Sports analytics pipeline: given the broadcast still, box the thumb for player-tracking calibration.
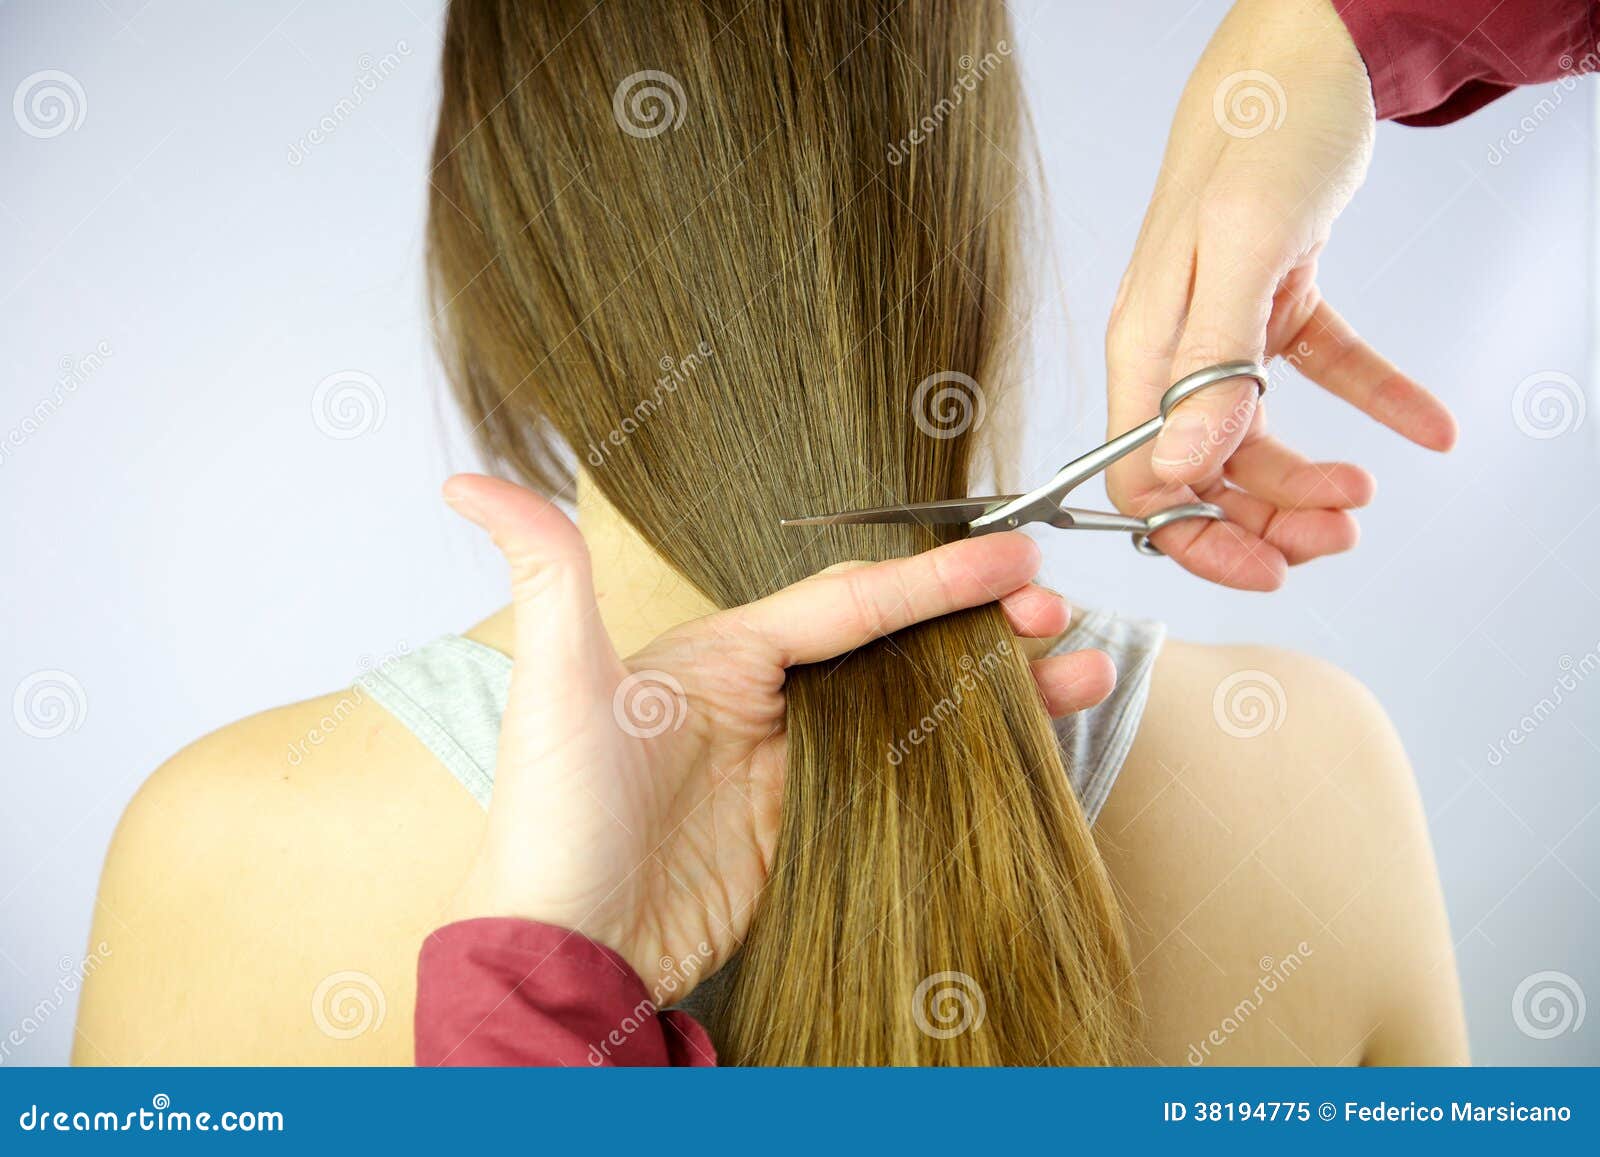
[1152,226,1282,483]
[442,473,617,701]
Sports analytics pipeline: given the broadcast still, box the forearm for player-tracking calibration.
[415,918,717,1067]
[1334,0,1600,123]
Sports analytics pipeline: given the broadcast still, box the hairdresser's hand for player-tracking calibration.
[440,474,1114,998]
[1107,0,1457,590]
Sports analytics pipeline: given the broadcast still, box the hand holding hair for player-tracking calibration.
[439,473,1116,1000]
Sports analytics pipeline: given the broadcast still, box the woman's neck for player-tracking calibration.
[464,472,717,660]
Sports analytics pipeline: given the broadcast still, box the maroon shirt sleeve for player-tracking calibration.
[1335,0,1600,123]
[414,918,717,1067]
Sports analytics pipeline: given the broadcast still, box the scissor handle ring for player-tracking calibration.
[1158,359,1268,420]
[1132,502,1227,556]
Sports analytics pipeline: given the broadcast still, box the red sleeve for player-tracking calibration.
[1334,0,1600,124]
[414,918,717,1067]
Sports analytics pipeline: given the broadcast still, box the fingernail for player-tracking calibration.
[443,489,482,523]
[1151,415,1210,468]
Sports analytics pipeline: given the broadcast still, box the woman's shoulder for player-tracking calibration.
[75,688,483,1064]
[1101,636,1468,1064]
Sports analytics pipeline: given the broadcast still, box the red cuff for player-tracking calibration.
[414,918,717,1067]
[1334,0,1600,124]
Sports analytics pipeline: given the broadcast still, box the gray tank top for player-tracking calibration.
[363,608,1162,1022]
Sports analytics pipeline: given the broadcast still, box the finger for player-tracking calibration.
[1205,483,1361,566]
[1030,649,1116,717]
[1144,511,1287,591]
[442,474,617,696]
[999,583,1070,639]
[1289,300,1458,451]
[1153,211,1290,481]
[1223,436,1375,510]
[729,531,1043,666]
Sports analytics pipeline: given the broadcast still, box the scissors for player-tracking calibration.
[781,360,1267,556]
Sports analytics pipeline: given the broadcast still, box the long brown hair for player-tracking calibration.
[428,0,1137,1064]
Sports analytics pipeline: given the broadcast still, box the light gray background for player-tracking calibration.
[2,1,1596,1065]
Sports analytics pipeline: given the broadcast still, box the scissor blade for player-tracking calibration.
[780,494,1021,529]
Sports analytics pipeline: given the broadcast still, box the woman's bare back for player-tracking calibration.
[72,621,1466,1066]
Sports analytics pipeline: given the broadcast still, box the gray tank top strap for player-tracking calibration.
[362,609,1164,825]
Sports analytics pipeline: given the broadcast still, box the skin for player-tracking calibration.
[1104,0,1460,591]
[73,473,1467,1066]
